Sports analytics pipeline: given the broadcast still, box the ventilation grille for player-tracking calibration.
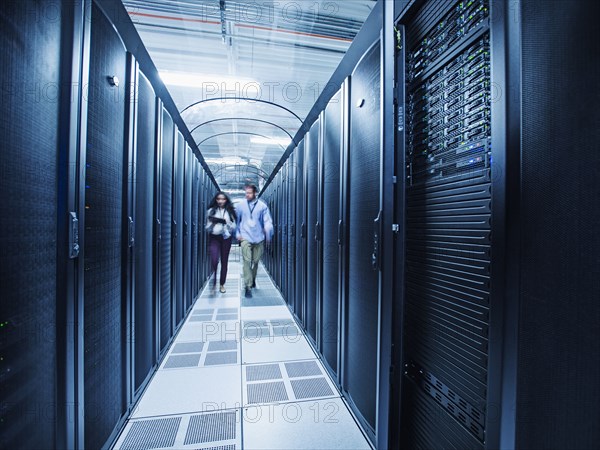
[172,342,204,354]
[190,315,213,323]
[163,354,201,369]
[246,364,283,382]
[247,381,289,404]
[121,417,181,450]
[290,378,335,399]
[208,341,237,352]
[242,297,284,307]
[285,361,322,378]
[216,313,238,321]
[204,352,238,366]
[183,411,236,445]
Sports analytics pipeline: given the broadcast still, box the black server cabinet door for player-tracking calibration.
[322,92,343,375]
[0,2,62,447]
[183,145,192,312]
[281,167,288,298]
[192,160,199,298]
[401,1,492,447]
[173,132,184,326]
[306,122,320,342]
[344,42,381,432]
[287,155,297,308]
[159,109,174,353]
[133,72,156,392]
[294,141,306,321]
[84,4,128,448]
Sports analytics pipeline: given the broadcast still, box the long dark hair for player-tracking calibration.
[208,191,237,221]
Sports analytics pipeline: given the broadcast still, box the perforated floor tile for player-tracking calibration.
[284,360,322,378]
[113,410,242,450]
[172,342,204,354]
[246,381,289,404]
[183,411,236,445]
[245,364,283,382]
[163,354,201,369]
[204,351,238,366]
[290,378,335,399]
[118,416,181,450]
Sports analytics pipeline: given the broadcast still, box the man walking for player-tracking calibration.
[235,184,273,298]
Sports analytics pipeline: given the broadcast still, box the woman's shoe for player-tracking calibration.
[219,285,226,293]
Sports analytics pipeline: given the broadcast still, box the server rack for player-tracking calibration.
[397,0,498,447]
[342,40,382,440]
[159,108,174,354]
[183,144,193,312]
[294,140,306,323]
[321,90,344,378]
[287,154,297,312]
[83,4,128,447]
[132,69,157,395]
[305,123,320,343]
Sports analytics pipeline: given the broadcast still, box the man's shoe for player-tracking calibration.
[220,285,226,294]
[245,288,252,298]
[251,280,256,289]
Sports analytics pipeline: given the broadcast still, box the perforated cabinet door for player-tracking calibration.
[133,71,157,392]
[294,140,306,323]
[0,2,62,448]
[305,122,320,343]
[344,41,381,432]
[159,109,174,353]
[183,145,193,312]
[321,91,343,375]
[83,4,128,448]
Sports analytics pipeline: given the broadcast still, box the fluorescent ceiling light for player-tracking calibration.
[204,157,248,165]
[159,71,256,88]
[250,136,291,146]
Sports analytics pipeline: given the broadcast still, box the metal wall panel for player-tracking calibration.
[83,4,127,447]
[306,123,320,342]
[159,109,174,352]
[0,2,62,447]
[321,91,343,375]
[133,71,156,392]
[345,41,381,432]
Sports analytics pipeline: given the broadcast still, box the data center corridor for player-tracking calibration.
[112,248,371,450]
[2,1,599,449]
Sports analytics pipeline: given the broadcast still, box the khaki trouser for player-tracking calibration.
[240,240,264,289]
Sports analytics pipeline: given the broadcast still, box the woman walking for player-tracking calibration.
[206,192,237,294]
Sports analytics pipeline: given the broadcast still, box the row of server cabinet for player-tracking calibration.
[0,2,219,449]
[261,0,599,449]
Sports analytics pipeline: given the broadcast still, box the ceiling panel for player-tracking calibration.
[123,0,375,193]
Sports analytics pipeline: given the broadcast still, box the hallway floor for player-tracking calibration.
[112,247,372,449]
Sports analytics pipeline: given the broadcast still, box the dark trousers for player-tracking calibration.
[208,234,232,286]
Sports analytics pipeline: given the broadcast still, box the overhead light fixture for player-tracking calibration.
[204,157,248,165]
[249,136,291,146]
[159,71,256,89]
